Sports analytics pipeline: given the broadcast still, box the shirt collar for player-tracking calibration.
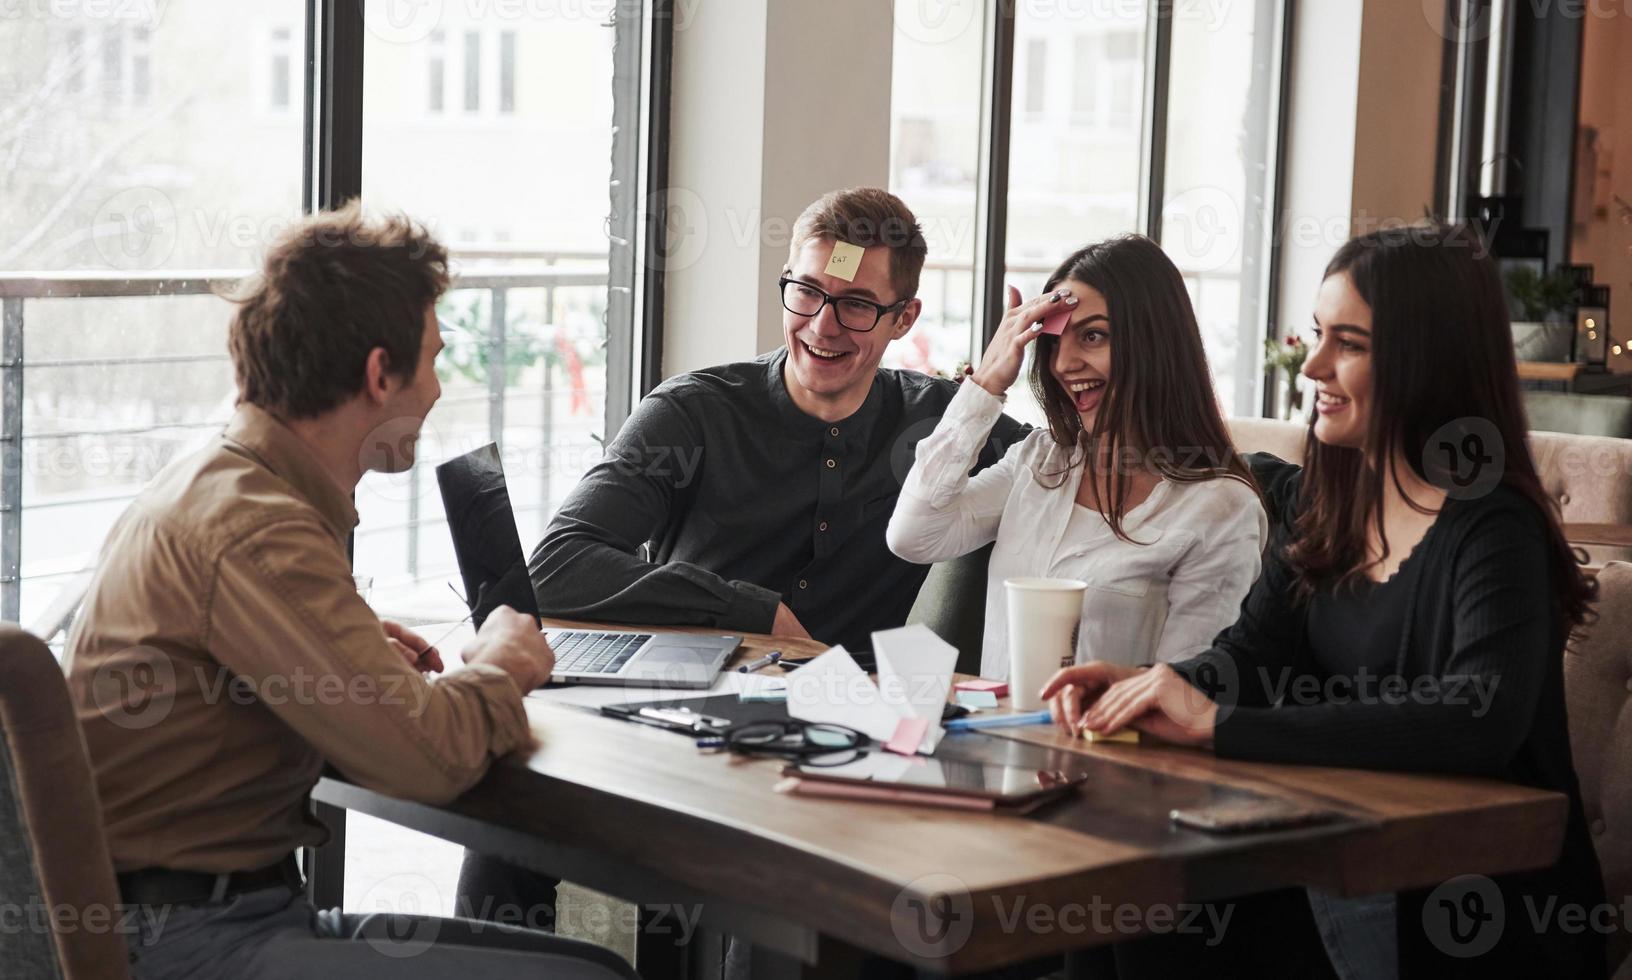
[764,346,886,443]
[223,403,359,541]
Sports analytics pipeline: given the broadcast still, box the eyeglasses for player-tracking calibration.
[778,276,907,333]
[700,720,871,766]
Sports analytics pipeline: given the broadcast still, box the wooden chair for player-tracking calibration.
[0,625,131,979]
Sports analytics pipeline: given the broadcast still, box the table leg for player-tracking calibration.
[306,800,348,910]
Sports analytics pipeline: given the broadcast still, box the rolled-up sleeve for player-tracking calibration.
[207,518,531,805]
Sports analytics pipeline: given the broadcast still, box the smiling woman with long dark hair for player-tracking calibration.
[1043,223,1606,978]
[887,235,1265,679]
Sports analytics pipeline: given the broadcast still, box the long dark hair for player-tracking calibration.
[1285,223,1593,635]
[1026,235,1257,541]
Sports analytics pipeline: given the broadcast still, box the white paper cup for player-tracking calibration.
[1005,577,1087,710]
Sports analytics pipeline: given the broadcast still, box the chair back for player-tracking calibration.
[0,625,131,980]
[907,544,994,676]
[1564,561,1632,976]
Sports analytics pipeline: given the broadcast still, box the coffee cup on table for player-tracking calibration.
[1005,577,1087,710]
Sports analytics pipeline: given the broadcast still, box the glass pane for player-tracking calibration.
[1005,3,1150,426]
[885,0,985,377]
[1160,0,1284,417]
[357,1,623,622]
[0,3,308,636]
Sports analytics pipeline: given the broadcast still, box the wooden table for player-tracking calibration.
[311,622,1569,977]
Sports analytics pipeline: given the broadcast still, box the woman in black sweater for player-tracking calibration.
[1043,224,1606,978]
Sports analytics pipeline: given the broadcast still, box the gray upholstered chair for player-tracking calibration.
[0,625,131,980]
[1563,562,1632,978]
[906,543,993,676]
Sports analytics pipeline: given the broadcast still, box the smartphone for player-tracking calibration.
[1169,798,1342,834]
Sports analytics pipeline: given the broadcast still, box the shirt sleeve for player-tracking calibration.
[1151,483,1268,664]
[529,389,781,633]
[207,519,531,806]
[886,381,1026,565]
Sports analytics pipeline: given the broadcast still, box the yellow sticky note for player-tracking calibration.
[824,240,865,282]
[1083,728,1140,744]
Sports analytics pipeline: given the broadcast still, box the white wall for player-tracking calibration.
[663,0,894,377]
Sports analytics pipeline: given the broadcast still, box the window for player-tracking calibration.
[1024,38,1047,116]
[355,2,650,624]
[270,28,293,111]
[884,0,985,376]
[1158,0,1287,416]
[500,31,516,114]
[463,30,481,113]
[427,30,446,113]
[1006,7,1150,425]
[0,2,309,630]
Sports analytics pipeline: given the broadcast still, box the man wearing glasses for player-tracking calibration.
[461,187,1029,925]
[527,185,1028,650]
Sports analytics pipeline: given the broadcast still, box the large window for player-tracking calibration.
[0,0,309,632]
[1159,0,1286,416]
[886,2,1289,422]
[0,0,666,641]
[354,1,631,623]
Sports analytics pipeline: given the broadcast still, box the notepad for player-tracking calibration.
[954,679,1008,698]
[955,690,999,709]
[1083,728,1139,744]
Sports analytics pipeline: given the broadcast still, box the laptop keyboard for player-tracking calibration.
[545,631,654,674]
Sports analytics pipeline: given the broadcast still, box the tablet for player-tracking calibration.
[783,754,1087,806]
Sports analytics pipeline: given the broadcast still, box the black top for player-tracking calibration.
[1174,456,1605,977]
[1305,560,1408,679]
[529,349,1030,652]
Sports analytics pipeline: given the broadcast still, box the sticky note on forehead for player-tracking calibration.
[824,240,866,282]
[1040,308,1072,335]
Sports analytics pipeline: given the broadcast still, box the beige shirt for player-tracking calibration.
[64,405,531,874]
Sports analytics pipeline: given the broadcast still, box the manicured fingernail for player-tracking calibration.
[1065,296,1079,305]
[1030,323,1044,332]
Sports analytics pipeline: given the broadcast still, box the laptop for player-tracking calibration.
[435,444,741,689]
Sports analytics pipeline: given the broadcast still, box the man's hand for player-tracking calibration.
[771,602,813,640]
[383,620,445,673]
[461,606,556,693]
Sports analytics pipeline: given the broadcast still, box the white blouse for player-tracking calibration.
[886,381,1268,680]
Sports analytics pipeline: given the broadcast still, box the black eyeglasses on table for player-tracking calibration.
[698,720,871,767]
[778,276,907,333]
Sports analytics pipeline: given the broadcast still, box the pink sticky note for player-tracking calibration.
[885,716,931,756]
[1039,309,1072,335]
[955,679,1009,698]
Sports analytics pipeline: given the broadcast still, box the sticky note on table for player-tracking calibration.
[824,240,865,282]
[885,716,930,756]
[954,679,1008,698]
[1083,728,1140,744]
[1040,308,1072,335]
[955,690,999,709]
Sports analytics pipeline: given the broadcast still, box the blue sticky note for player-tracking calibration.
[956,690,999,709]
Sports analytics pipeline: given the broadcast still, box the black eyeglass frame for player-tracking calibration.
[718,719,872,766]
[777,276,910,333]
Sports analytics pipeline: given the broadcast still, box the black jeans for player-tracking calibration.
[456,850,561,933]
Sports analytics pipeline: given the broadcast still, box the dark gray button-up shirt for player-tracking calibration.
[530,348,1029,652]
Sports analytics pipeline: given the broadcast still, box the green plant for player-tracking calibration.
[1503,267,1577,322]
[1262,335,1307,377]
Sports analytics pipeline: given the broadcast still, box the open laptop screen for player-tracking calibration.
[434,443,540,628]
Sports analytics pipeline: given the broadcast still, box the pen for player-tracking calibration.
[943,709,1053,731]
[737,651,782,673]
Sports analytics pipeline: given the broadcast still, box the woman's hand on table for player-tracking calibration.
[1042,662,1217,748]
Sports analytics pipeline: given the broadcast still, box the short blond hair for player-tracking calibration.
[787,187,928,300]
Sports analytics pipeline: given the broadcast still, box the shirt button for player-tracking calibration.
[825,458,836,469]
[1559,492,1571,506]
[830,427,840,437]
[818,521,829,532]
[799,579,809,590]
